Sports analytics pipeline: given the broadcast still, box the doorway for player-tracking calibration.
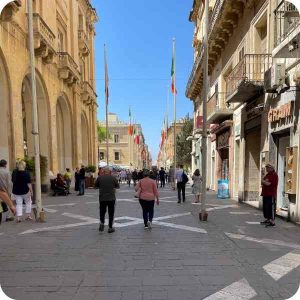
[277,135,290,211]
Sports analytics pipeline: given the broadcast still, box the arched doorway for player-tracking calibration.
[0,49,12,167]
[56,95,73,172]
[21,73,50,169]
[81,113,89,165]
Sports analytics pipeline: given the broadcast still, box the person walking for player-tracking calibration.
[78,165,85,196]
[261,164,278,227]
[135,169,159,229]
[11,160,33,222]
[175,165,188,203]
[0,159,14,221]
[159,167,166,188]
[132,169,138,186]
[127,171,132,187]
[74,167,80,193]
[192,169,202,203]
[64,168,72,192]
[168,166,175,190]
[95,168,120,233]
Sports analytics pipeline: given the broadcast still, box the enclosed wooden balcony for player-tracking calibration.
[273,0,300,58]
[78,29,90,57]
[58,52,80,86]
[207,92,233,124]
[225,54,272,103]
[33,13,56,64]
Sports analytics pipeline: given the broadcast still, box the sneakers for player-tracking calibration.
[99,223,105,232]
[147,221,152,229]
[108,227,115,233]
[265,222,275,228]
[144,225,149,230]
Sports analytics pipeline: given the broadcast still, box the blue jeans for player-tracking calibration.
[79,179,85,195]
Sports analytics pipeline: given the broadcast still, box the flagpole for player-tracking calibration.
[172,38,177,173]
[104,44,109,166]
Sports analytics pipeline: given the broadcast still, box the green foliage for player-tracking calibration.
[23,155,48,182]
[85,165,97,173]
[176,117,193,169]
[97,124,110,142]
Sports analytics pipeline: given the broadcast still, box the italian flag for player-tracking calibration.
[170,42,177,95]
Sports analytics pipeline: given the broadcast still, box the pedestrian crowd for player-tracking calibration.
[0,159,278,232]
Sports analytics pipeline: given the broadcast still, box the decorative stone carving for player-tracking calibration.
[32,13,56,64]
[0,0,21,22]
[78,30,90,57]
[81,81,97,105]
[58,52,80,86]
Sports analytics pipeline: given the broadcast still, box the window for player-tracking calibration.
[100,152,104,160]
[78,14,84,30]
[58,30,64,52]
[114,152,120,161]
[114,134,119,143]
[239,47,244,62]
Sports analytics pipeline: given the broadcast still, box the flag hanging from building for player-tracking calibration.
[104,44,109,105]
[128,108,133,135]
[170,41,177,95]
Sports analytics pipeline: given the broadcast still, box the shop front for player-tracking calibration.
[211,121,233,197]
[242,98,264,208]
[268,97,299,220]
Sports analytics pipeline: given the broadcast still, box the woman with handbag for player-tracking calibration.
[135,169,159,229]
[192,169,202,203]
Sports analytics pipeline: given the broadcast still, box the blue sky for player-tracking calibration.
[92,0,194,162]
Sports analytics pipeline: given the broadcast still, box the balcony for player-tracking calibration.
[78,29,90,57]
[225,54,272,103]
[207,92,233,124]
[32,13,56,64]
[57,52,80,86]
[81,81,97,104]
[273,0,300,58]
[0,0,21,22]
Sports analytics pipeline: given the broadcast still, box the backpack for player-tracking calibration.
[182,172,189,184]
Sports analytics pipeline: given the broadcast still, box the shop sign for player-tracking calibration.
[217,130,230,149]
[268,101,294,123]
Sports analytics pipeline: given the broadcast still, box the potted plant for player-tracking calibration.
[85,165,96,188]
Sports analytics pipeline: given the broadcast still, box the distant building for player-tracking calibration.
[98,113,151,169]
[157,120,185,170]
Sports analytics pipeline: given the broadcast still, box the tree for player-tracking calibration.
[176,117,193,169]
[97,124,109,142]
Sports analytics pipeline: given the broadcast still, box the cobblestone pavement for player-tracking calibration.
[1,183,300,300]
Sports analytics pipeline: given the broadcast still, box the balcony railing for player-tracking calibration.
[274,0,300,47]
[58,52,80,85]
[81,81,97,103]
[207,92,233,124]
[225,54,272,103]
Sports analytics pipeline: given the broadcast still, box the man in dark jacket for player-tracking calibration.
[78,165,85,196]
[159,167,166,188]
[95,168,120,233]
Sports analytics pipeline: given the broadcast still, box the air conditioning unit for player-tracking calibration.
[264,63,285,93]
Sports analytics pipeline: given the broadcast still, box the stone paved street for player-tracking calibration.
[1,183,300,300]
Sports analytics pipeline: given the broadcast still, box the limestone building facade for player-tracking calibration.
[98,113,151,170]
[0,0,98,178]
[186,0,300,222]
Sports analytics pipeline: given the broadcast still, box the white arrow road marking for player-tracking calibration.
[245,221,261,224]
[19,213,206,235]
[263,252,300,280]
[206,205,238,211]
[43,208,57,213]
[44,203,76,208]
[153,221,207,233]
[225,232,300,249]
[203,278,257,300]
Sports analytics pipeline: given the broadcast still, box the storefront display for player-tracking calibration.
[285,146,298,194]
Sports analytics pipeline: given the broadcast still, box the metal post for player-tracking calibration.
[173,39,177,172]
[28,0,43,221]
[200,0,209,221]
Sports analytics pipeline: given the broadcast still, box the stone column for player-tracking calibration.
[73,83,82,167]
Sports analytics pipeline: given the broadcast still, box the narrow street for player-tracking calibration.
[1,183,299,300]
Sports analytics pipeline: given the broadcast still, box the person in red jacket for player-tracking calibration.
[261,164,278,227]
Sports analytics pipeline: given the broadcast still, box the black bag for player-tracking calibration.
[182,172,189,184]
[1,202,8,213]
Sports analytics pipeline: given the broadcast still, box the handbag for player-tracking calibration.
[134,181,142,198]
